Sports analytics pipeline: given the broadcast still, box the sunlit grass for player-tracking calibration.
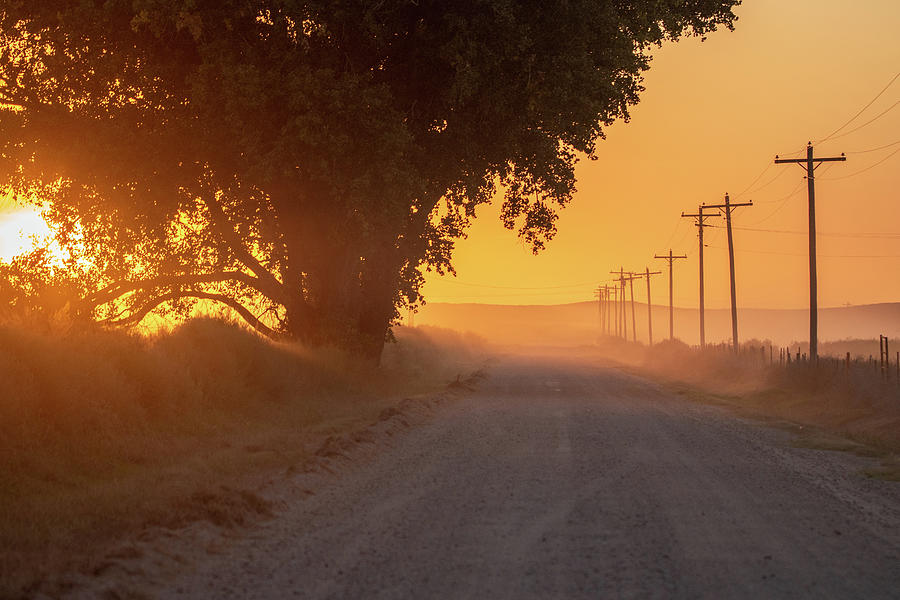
[638,339,900,481]
[0,318,486,596]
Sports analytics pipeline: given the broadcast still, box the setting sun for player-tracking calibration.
[0,206,48,261]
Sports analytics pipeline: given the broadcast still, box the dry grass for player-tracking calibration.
[0,319,486,598]
[640,339,900,481]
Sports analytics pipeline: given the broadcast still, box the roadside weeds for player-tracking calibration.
[655,378,900,483]
[0,317,489,599]
[14,369,488,600]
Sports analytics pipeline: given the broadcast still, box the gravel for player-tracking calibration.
[64,352,900,599]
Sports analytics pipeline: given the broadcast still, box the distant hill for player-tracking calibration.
[416,301,900,349]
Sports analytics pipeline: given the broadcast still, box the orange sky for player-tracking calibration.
[0,2,897,313]
[422,0,900,310]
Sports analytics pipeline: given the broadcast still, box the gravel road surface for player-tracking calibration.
[71,353,900,599]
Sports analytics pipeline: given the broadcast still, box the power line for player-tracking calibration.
[709,224,900,239]
[818,145,900,181]
[708,245,900,259]
[846,138,900,154]
[821,99,900,143]
[739,168,789,200]
[733,161,772,198]
[428,290,599,300]
[435,279,601,290]
[661,218,685,248]
[817,69,900,142]
[672,220,694,248]
[746,180,806,226]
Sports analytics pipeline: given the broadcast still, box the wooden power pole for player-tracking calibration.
[654,249,687,341]
[705,193,752,352]
[609,285,617,337]
[605,285,616,337]
[775,143,846,362]
[595,285,615,337]
[631,268,661,345]
[611,268,629,340]
[627,273,637,343]
[681,205,720,348]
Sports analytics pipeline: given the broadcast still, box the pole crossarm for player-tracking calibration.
[654,253,687,261]
[705,200,753,212]
[630,270,662,279]
[612,272,640,281]
[775,156,846,165]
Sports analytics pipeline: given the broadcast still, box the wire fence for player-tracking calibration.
[694,337,900,395]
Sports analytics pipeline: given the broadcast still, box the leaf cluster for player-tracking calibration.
[0,0,739,347]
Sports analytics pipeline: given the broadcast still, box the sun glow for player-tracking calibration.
[0,207,51,261]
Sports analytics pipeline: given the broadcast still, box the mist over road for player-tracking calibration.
[89,353,900,599]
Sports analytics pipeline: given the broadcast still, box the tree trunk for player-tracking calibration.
[356,251,402,364]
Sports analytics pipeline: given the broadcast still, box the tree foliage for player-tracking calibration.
[0,0,739,359]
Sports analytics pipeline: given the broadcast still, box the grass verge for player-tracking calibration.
[0,319,486,598]
[635,340,900,483]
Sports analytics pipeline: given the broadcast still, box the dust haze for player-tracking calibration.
[414,299,900,451]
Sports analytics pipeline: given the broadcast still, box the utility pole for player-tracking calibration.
[605,285,613,337]
[775,143,846,362]
[654,249,687,341]
[621,268,628,340]
[627,273,637,343]
[603,285,614,335]
[594,285,614,337]
[681,205,720,348]
[604,285,616,337]
[602,286,609,336]
[705,193,752,352]
[608,285,617,337]
[631,268,662,345]
[611,268,628,340]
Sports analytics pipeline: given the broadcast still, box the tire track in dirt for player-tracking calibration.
[47,354,900,599]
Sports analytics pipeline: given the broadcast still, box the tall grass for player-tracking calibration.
[642,338,900,448]
[0,318,487,597]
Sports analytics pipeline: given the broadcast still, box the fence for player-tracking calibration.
[695,336,900,393]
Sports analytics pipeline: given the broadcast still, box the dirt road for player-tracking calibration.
[70,353,900,599]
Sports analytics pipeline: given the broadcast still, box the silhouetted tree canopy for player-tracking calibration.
[0,0,738,359]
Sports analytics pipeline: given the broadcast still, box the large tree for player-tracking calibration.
[0,0,738,360]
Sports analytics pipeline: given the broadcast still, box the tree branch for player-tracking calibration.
[201,193,291,305]
[83,270,264,310]
[105,290,283,340]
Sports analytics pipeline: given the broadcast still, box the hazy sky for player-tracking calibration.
[422,0,900,309]
[0,1,896,312]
